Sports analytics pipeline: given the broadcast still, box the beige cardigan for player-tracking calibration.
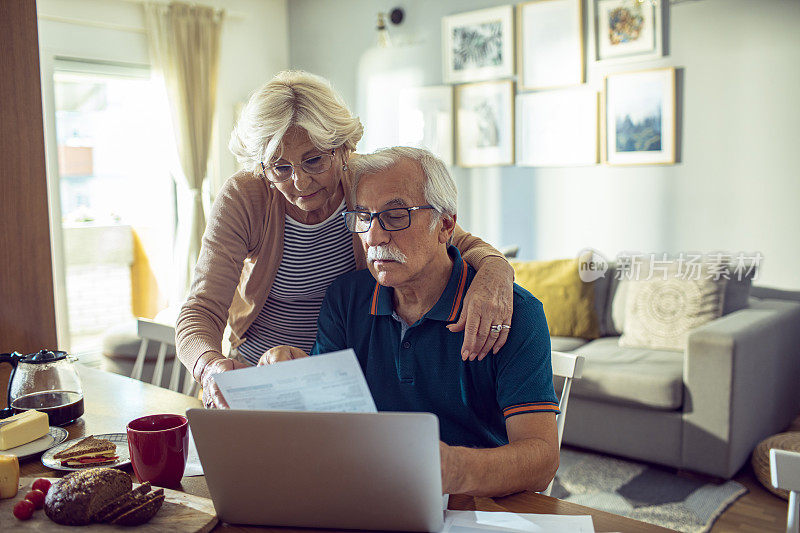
[176,170,504,381]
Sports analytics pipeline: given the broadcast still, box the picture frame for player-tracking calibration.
[397,86,454,167]
[592,0,665,63]
[517,88,599,167]
[517,0,584,90]
[442,6,515,84]
[455,80,514,167]
[604,67,675,165]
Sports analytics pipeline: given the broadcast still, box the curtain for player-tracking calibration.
[143,1,224,300]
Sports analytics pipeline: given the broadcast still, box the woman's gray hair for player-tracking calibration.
[349,147,457,230]
[229,70,364,173]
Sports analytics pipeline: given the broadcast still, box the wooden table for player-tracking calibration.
[18,366,674,532]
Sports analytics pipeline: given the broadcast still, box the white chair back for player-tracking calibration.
[771,448,800,533]
[543,350,585,496]
[131,318,197,396]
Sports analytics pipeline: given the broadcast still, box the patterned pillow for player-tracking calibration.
[619,266,727,351]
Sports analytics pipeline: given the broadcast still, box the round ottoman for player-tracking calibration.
[751,431,800,500]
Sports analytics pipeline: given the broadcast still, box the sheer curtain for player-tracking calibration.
[143,1,224,301]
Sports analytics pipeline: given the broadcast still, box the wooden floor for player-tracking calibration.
[712,414,800,532]
[711,463,788,533]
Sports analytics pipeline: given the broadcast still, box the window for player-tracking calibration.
[53,59,178,354]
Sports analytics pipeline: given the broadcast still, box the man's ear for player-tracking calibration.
[439,214,456,245]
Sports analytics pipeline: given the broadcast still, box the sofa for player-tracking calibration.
[515,258,800,479]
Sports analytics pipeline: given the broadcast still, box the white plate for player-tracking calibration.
[0,427,69,460]
[41,432,131,472]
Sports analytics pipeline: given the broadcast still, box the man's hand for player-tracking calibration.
[447,256,514,361]
[439,441,466,494]
[257,345,309,366]
[201,357,249,409]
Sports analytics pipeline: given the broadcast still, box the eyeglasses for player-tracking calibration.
[261,149,335,183]
[342,205,436,233]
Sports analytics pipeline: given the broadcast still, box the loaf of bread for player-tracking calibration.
[44,467,132,525]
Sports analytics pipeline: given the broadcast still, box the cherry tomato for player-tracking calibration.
[13,499,35,520]
[25,489,45,509]
[31,478,51,495]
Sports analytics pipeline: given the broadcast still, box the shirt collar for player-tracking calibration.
[369,245,468,323]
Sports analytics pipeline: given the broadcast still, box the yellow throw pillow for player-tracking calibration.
[512,258,600,339]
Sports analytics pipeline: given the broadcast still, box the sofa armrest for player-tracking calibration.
[682,300,800,478]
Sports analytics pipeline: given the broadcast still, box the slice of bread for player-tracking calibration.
[96,486,163,523]
[92,481,152,522]
[53,436,115,460]
[110,490,166,526]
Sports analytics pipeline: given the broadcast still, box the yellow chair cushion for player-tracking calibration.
[512,258,600,339]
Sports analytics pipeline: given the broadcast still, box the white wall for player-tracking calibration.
[36,0,290,194]
[288,0,800,289]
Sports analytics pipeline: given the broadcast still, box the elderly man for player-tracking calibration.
[261,147,559,497]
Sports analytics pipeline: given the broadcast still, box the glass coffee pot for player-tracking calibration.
[0,349,84,426]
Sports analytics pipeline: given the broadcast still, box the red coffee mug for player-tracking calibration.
[127,414,188,488]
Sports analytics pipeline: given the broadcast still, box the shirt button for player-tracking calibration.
[402,341,411,349]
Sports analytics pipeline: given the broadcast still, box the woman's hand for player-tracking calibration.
[201,357,249,409]
[447,256,514,361]
[257,345,309,366]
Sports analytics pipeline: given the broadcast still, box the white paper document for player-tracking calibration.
[213,349,377,413]
[442,511,594,533]
[184,427,204,477]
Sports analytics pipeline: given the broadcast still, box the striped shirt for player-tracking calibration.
[237,200,356,365]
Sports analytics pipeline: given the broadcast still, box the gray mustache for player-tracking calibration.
[367,245,408,263]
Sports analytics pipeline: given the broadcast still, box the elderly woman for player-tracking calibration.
[177,70,515,408]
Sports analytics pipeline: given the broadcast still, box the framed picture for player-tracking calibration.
[442,6,514,84]
[592,0,665,63]
[604,67,675,165]
[517,0,583,90]
[397,86,454,167]
[517,88,599,167]
[455,80,514,167]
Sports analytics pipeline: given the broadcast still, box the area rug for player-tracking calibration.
[550,448,747,533]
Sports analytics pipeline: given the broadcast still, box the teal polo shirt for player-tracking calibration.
[312,245,558,448]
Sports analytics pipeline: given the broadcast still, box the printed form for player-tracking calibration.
[213,349,377,413]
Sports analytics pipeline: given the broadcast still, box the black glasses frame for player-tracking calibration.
[261,149,336,183]
[342,205,436,233]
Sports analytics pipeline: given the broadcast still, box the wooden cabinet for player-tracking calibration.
[0,0,58,353]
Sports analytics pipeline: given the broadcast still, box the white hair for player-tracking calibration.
[349,147,457,230]
[229,70,364,173]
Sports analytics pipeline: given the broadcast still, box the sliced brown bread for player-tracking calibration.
[44,467,132,526]
[92,481,152,522]
[109,490,166,526]
[96,487,163,524]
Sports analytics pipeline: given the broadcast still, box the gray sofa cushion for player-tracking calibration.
[550,336,590,352]
[569,337,684,410]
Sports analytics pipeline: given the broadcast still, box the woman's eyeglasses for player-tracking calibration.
[342,206,435,233]
[261,149,335,183]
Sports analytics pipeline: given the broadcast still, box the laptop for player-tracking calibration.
[186,408,444,532]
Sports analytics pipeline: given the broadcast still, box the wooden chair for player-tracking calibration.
[771,448,800,533]
[132,318,196,396]
[544,350,585,496]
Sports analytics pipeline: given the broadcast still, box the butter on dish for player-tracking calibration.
[0,410,49,450]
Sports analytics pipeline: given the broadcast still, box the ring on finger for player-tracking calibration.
[490,324,511,333]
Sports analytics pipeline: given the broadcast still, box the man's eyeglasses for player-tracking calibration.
[261,149,335,183]
[342,205,436,233]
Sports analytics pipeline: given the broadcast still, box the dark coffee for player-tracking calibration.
[11,390,84,426]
